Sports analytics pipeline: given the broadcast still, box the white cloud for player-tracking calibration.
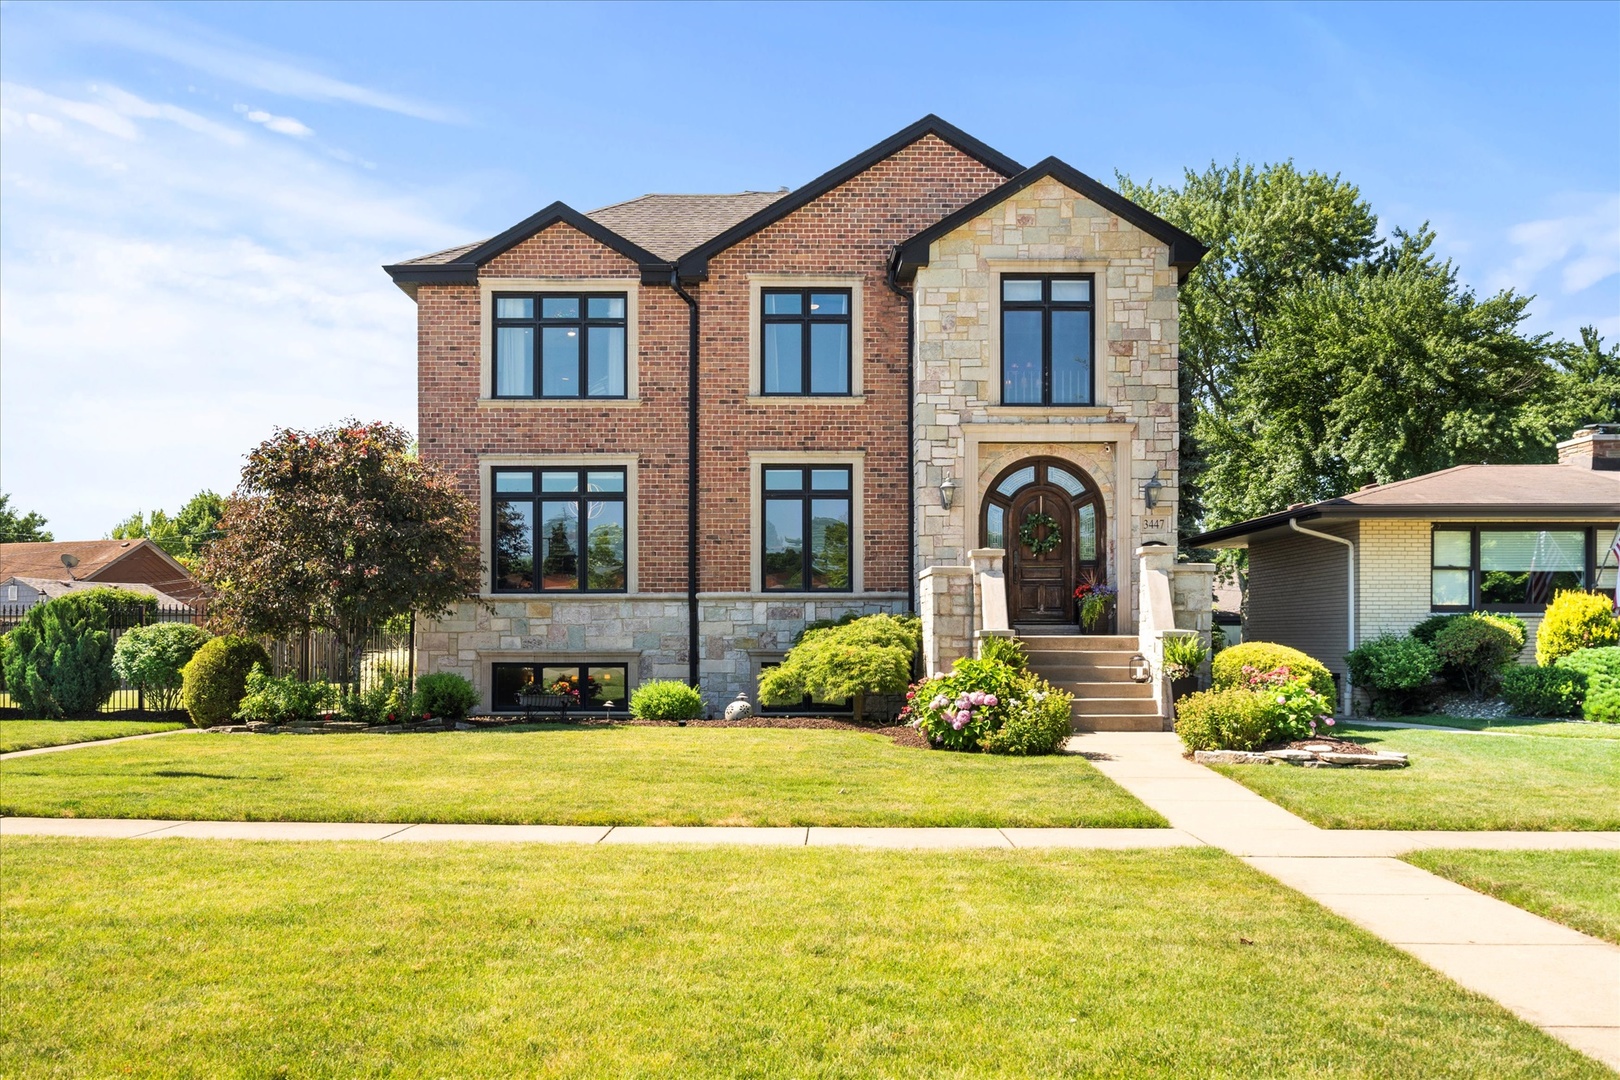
[240,106,313,138]
[59,8,459,123]
[0,80,472,540]
[1502,195,1620,296]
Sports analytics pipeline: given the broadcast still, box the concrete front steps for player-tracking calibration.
[1016,630,1169,733]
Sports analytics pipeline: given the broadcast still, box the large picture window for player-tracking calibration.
[493,293,627,399]
[762,466,852,592]
[493,467,627,593]
[1431,525,1616,611]
[761,288,852,395]
[1001,275,1094,406]
[491,662,629,712]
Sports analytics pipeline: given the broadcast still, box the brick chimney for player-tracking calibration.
[1557,425,1620,470]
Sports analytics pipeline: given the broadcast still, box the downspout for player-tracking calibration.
[884,252,916,615]
[1289,518,1354,713]
[672,272,701,688]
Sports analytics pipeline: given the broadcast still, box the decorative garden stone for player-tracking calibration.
[723,693,753,721]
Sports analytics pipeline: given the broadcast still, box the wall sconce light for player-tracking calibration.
[1130,653,1153,683]
[1142,470,1163,511]
[940,472,957,510]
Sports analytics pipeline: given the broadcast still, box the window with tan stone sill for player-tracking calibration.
[747,275,864,398]
[478,278,641,402]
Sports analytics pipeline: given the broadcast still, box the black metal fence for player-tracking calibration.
[0,603,414,715]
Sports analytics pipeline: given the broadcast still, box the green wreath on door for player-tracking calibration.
[1019,511,1062,556]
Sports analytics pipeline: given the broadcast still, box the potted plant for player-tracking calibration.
[1162,634,1210,705]
[1072,571,1118,632]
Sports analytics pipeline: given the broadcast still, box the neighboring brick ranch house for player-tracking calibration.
[0,539,202,608]
[385,116,1213,720]
[1187,425,1620,711]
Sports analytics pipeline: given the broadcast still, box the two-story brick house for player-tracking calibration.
[386,116,1210,723]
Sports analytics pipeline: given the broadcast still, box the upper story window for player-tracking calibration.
[761,289,852,395]
[1431,525,1612,612]
[762,466,852,591]
[493,293,627,399]
[1001,275,1094,406]
[493,467,626,593]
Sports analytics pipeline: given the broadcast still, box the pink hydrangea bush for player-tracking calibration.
[902,657,1072,754]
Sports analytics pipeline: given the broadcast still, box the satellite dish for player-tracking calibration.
[60,553,79,580]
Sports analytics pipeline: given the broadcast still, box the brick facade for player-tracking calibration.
[398,123,1197,714]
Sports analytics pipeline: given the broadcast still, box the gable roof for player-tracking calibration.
[1187,464,1620,549]
[1,539,156,580]
[892,156,1208,283]
[382,116,1025,295]
[587,191,789,262]
[673,115,1023,281]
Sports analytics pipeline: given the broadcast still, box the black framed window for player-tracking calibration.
[1001,275,1094,405]
[491,662,629,712]
[1431,525,1615,612]
[493,467,626,593]
[762,466,852,592]
[493,293,627,399]
[761,288,852,395]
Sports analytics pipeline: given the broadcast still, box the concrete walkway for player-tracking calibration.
[1072,730,1620,1070]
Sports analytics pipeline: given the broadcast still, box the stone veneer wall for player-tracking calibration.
[911,175,1182,628]
[419,594,908,716]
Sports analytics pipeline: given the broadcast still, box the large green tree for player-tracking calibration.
[0,494,53,543]
[199,421,481,698]
[1116,161,1603,538]
[110,490,227,570]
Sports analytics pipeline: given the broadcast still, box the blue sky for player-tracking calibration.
[2,0,1616,540]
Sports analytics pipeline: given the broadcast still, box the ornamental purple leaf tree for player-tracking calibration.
[199,421,481,699]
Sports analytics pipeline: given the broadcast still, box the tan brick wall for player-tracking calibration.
[911,175,1181,628]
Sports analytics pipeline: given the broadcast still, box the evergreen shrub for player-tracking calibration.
[1212,642,1335,700]
[180,636,271,727]
[1536,590,1620,666]
[629,680,705,721]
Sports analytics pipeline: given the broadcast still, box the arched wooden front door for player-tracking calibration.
[982,458,1105,627]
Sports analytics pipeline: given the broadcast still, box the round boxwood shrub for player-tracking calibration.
[1211,641,1335,701]
[1554,646,1620,723]
[412,672,478,722]
[1536,590,1620,666]
[1499,665,1585,717]
[181,635,272,727]
[629,679,705,721]
[1344,633,1438,715]
[1432,614,1521,696]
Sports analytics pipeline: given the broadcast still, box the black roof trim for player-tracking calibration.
[458,201,666,269]
[892,156,1209,283]
[674,115,1022,280]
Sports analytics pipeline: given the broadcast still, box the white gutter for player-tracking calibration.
[1289,518,1355,714]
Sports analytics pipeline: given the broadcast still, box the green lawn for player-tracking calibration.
[1404,849,1620,945]
[0,726,1165,828]
[2,839,1604,1079]
[0,720,184,754]
[1209,725,1620,830]
[1381,716,1620,740]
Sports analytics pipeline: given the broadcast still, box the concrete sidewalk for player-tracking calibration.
[1072,730,1620,1071]
[1,727,189,760]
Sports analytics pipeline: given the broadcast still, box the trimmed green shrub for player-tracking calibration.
[1499,665,1585,718]
[1555,646,1620,723]
[234,665,335,725]
[1174,687,1277,752]
[1345,633,1439,715]
[759,613,920,722]
[0,592,126,717]
[112,623,211,712]
[413,672,478,722]
[1212,641,1335,700]
[629,679,705,722]
[979,678,1073,756]
[1432,615,1520,695]
[1536,590,1620,666]
[1409,614,1461,645]
[1479,613,1528,651]
[180,635,272,727]
[978,635,1029,672]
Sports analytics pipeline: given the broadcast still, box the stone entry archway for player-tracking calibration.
[982,457,1105,626]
